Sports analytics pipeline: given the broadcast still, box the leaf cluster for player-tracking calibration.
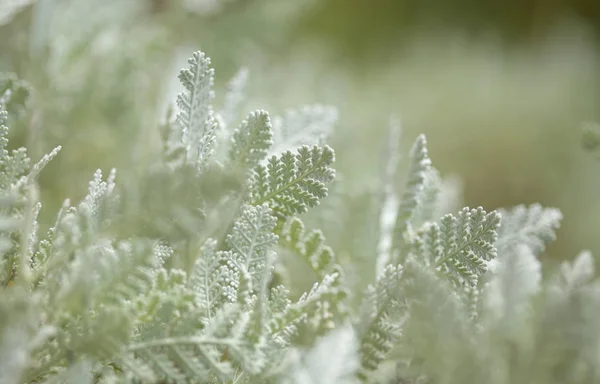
[1,46,599,384]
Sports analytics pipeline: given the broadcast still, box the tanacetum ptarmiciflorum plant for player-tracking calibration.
[1,48,598,384]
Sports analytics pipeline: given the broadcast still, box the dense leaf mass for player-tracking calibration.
[0,48,598,384]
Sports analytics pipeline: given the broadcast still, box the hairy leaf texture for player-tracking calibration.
[0,89,60,193]
[134,263,194,327]
[24,241,166,382]
[0,96,60,287]
[225,203,278,292]
[31,175,111,291]
[392,134,433,264]
[496,203,562,255]
[11,44,600,384]
[170,51,217,169]
[250,145,335,218]
[229,110,273,170]
[0,107,30,191]
[189,238,229,319]
[357,264,406,379]
[43,169,117,263]
[129,274,233,382]
[186,204,279,379]
[269,284,292,315]
[0,193,20,285]
[127,303,248,382]
[412,206,501,287]
[79,168,118,232]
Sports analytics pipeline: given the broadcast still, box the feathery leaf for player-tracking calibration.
[250,145,335,218]
[496,203,562,255]
[171,51,217,169]
[229,110,273,170]
[412,207,501,287]
[392,134,432,263]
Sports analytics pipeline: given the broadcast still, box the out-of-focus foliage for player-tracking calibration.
[4,45,600,384]
[0,0,317,230]
[2,0,599,263]
[0,48,348,384]
[2,0,600,383]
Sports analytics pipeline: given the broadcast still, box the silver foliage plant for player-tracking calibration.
[0,49,595,384]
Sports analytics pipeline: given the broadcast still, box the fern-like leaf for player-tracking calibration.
[357,264,406,378]
[0,105,31,191]
[229,110,273,170]
[172,51,217,168]
[391,134,432,263]
[269,272,344,344]
[189,238,229,319]
[278,216,336,278]
[412,206,501,287]
[225,203,278,291]
[496,203,562,255]
[250,145,335,218]
[128,303,252,383]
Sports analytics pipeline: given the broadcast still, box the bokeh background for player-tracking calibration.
[1,0,600,266]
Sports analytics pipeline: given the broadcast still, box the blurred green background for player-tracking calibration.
[0,0,599,265]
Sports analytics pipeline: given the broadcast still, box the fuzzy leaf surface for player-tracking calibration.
[250,145,335,218]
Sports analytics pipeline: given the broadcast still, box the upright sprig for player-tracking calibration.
[169,51,218,170]
[387,134,442,267]
[356,264,406,379]
[224,203,278,295]
[0,87,60,287]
